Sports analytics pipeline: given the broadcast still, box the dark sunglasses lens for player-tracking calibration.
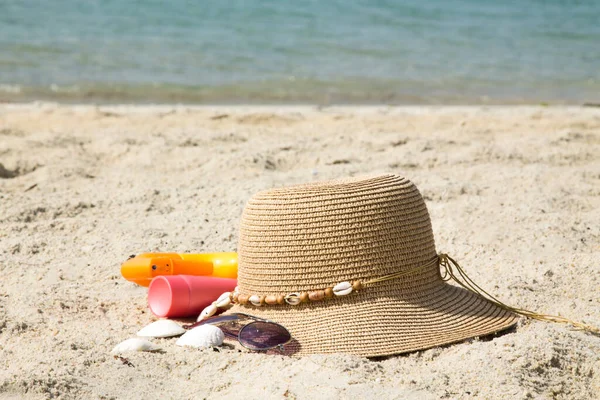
[238,321,291,351]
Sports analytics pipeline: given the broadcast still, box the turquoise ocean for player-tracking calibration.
[1,0,599,104]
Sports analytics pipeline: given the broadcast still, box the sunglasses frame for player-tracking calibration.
[183,313,291,351]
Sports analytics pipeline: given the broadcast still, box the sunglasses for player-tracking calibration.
[183,313,292,352]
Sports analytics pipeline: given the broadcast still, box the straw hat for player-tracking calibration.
[228,174,517,357]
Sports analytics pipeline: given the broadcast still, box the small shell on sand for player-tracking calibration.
[176,325,224,349]
[111,338,160,354]
[137,320,185,338]
[197,303,218,321]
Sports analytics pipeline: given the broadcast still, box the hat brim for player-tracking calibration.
[227,278,517,357]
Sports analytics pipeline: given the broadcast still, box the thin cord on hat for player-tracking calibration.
[438,254,600,335]
[362,256,439,285]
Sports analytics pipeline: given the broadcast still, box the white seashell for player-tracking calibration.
[111,338,160,354]
[333,282,353,296]
[215,292,232,308]
[137,319,185,338]
[249,295,262,306]
[285,293,301,305]
[197,303,218,322]
[176,324,224,348]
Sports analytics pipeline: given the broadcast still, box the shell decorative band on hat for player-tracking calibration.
[228,257,436,306]
[209,253,599,335]
[219,174,598,357]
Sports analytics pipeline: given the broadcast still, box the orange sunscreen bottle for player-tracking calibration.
[120,252,238,287]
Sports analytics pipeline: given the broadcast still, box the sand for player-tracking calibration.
[0,104,599,399]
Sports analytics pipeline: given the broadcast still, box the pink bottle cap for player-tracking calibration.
[148,275,237,318]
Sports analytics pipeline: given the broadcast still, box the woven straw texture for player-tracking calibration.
[229,174,517,357]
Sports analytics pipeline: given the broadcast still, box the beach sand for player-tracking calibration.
[1,104,599,399]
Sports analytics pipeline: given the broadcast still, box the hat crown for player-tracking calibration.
[237,174,438,295]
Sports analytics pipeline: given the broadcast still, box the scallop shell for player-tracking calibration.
[333,282,353,296]
[215,292,232,308]
[197,303,217,322]
[285,293,301,305]
[176,324,224,348]
[249,295,263,306]
[137,319,185,338]
[111,338,160,354]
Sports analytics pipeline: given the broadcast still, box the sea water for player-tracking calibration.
[1,0,599,104]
